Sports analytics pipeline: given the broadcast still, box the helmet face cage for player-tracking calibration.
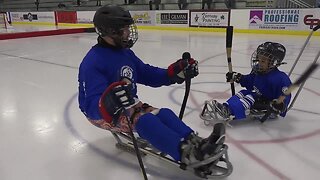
[250,42,286,74]
[251,50,277,74]
[93,5,138,48]
[98,23,138,48]
[126,24,138,48]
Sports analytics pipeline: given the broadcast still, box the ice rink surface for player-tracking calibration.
[0,27,320,180]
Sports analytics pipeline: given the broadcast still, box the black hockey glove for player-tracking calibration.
[99,81,136,124]
[168,58,199,84]
[226,72,242,83]
[269,100,286,115]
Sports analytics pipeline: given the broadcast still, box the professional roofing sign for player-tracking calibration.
[249,9,320,31]
[249,9,300,30]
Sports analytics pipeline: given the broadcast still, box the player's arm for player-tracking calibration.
[79,67,108,120]
[270,74,292,115]
[226,71,255,90]
[132,51,198,86]
[128,50,172,87]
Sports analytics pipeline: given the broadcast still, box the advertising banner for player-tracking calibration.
[76,11,95,24]
[11,12,55,23]
[56,11,77,23]
[190,10,230,27]
[155,10,189,27]
[301,9,320,30]
[249,9,320,31]
[130,11,155,26]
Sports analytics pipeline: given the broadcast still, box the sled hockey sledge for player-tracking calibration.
[200,98,278,126]
[200,24,320,126]
[110,129,233,179]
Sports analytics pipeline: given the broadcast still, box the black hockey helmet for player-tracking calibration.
[93,5,138,48]
[251,42,286,74]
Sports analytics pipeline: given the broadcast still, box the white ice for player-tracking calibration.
[0,27,320,180]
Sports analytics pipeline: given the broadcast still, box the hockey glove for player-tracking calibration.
[168,58,199,84]
[99,81,136,124]
[269,100,286,115]
[226,72,242,83]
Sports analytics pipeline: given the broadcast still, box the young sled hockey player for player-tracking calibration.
[78,5,227,175]
[202,42,292,123]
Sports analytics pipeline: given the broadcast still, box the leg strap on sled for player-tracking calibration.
[111,130,233,179]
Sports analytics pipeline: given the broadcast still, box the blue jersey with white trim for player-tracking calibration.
[240,68,292,99]
[239,68,292,116]
[78,43,171,120]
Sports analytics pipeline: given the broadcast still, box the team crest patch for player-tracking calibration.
[121,66,133,79]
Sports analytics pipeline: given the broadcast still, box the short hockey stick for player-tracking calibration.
[179,52,192,120]
[124,109,148,180]
[226,26,235,95]
[117,78,148,180]
[260,63,319,123]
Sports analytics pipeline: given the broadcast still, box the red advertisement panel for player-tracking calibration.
[56,11,77,23]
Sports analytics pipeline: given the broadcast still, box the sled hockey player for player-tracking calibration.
[201,42,292,123]
[78,5,230,178]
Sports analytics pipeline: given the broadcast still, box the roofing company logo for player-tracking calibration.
[23,13,38,22]
[249,10,263,25]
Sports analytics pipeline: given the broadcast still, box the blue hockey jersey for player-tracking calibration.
[78,42,171,120]
[239,68,292,116]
